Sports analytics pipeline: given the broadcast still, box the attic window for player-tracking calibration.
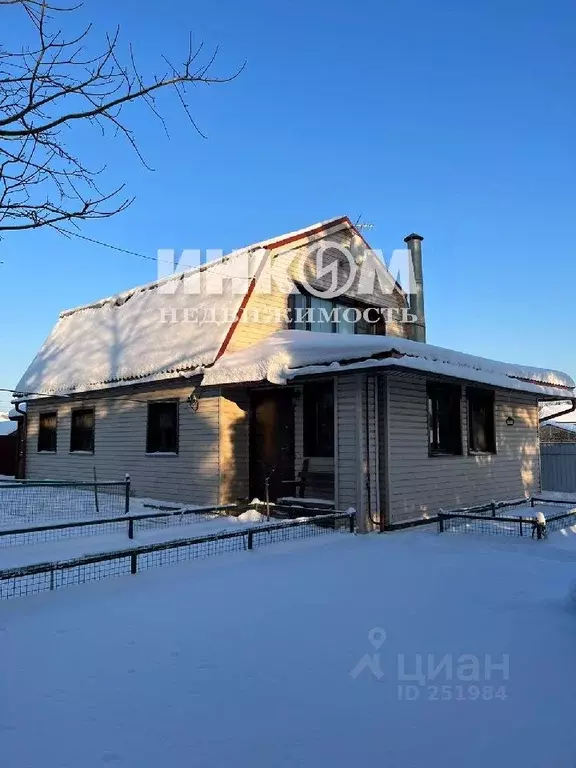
[468,388,496,454]
[427,382,462,456]
[70,408,94,453]
[147,401,179,454]
[38,412,57,453]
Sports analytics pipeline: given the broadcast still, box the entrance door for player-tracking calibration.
[249,389,295,502]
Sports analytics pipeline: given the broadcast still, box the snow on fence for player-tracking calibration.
[0,509,356,600]
[437,497,576,538]
[541,443,576,493]
[0,479,130,527]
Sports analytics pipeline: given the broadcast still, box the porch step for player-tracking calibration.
[277,496,336,513]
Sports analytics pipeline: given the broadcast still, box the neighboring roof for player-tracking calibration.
[202,330,576,399]
[8,403,26,418]
[16,216,364,398]
[542,421,576,434]
[0,421,17,436]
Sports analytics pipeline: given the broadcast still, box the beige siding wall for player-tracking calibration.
[227,226,410,352]
[25,383,221,505]
[335,375,360,510]
[386,374,541,524]
[218,388,249,503]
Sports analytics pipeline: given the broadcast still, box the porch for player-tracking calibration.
[220,373,379,523]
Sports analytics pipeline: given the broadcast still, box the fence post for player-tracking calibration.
[93,467,100,516]
[530,497,535,508]
[349,512,355,533]
[130,553,137,574]
[125,474,131,515]
[128,518,134,540]
[491,500,496,518]
[247,529,253,550]
[519,516,523,536]
[50,569,55,591]
[438,512,445,533]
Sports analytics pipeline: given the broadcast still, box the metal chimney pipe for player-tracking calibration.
[404,233,426,343]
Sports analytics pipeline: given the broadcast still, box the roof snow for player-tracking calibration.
[539,400,576,423]
[15,217,352,398]
[544,421,576,434]
[202,330,576,399]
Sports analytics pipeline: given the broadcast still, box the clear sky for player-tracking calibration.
[1,0,575,412]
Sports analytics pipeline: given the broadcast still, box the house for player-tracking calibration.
[540,422,576,443]
[0,416,18,477]
[13,216,576,529]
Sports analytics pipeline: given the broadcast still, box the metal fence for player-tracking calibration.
[541,443,576,493]
[0,509,356,600]
[0,503,238,548]
[0,479,130,526]
[438,496,576,539]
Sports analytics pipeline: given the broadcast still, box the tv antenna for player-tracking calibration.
[354,214,375,231]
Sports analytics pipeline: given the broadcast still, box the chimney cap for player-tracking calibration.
[404,233,424,243]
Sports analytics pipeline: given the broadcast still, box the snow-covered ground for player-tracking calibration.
[2,527,576,768]
[0,513,269,570]
[0,484,239,529]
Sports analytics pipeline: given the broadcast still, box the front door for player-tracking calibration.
[249,389,295,502]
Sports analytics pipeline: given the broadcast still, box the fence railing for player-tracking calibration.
[437,495,576,539]
[0,503,238,548]
[0,478,131,525]
[0,509,356,600]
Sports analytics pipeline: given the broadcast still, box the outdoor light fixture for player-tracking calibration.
[187,388,200,412]
[506,416,515,426]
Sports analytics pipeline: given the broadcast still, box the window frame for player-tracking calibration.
[467,387,497,455]
[37,411,58,453]
[427,382,463,457]
[302,380,335,458]
[69,407,95,454]
[146,400,179,455]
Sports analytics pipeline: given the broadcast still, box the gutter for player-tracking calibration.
[539,398,576,424]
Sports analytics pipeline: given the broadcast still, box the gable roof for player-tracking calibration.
[202,330,576,399]
[16,216,374,398]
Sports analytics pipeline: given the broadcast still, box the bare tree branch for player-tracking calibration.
[0,0,243,232]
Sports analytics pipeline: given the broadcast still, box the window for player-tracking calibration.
[38,412,57,452]
[70,408,94,453]
[356,307,387,336]
[147,402,179,454]
[427,383,462,456]
[288,291,387,336]
[303,381,334,457]
[468,388,496,453]
[290,293,308,330]
[309,297,334,333]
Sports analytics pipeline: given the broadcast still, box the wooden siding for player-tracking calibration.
[227,227,409,352]
[218,388,249,503]
[386,373,541,524]
[335,375,360,511]
[25,383,221,505]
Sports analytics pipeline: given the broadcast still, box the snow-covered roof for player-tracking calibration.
[539,400,576,423]
[202,331,576,399]
[15,217,353,398]
[0,421,17,436]
[542,421,576,434]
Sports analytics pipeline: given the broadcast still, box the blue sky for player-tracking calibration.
[1,0,575,411]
